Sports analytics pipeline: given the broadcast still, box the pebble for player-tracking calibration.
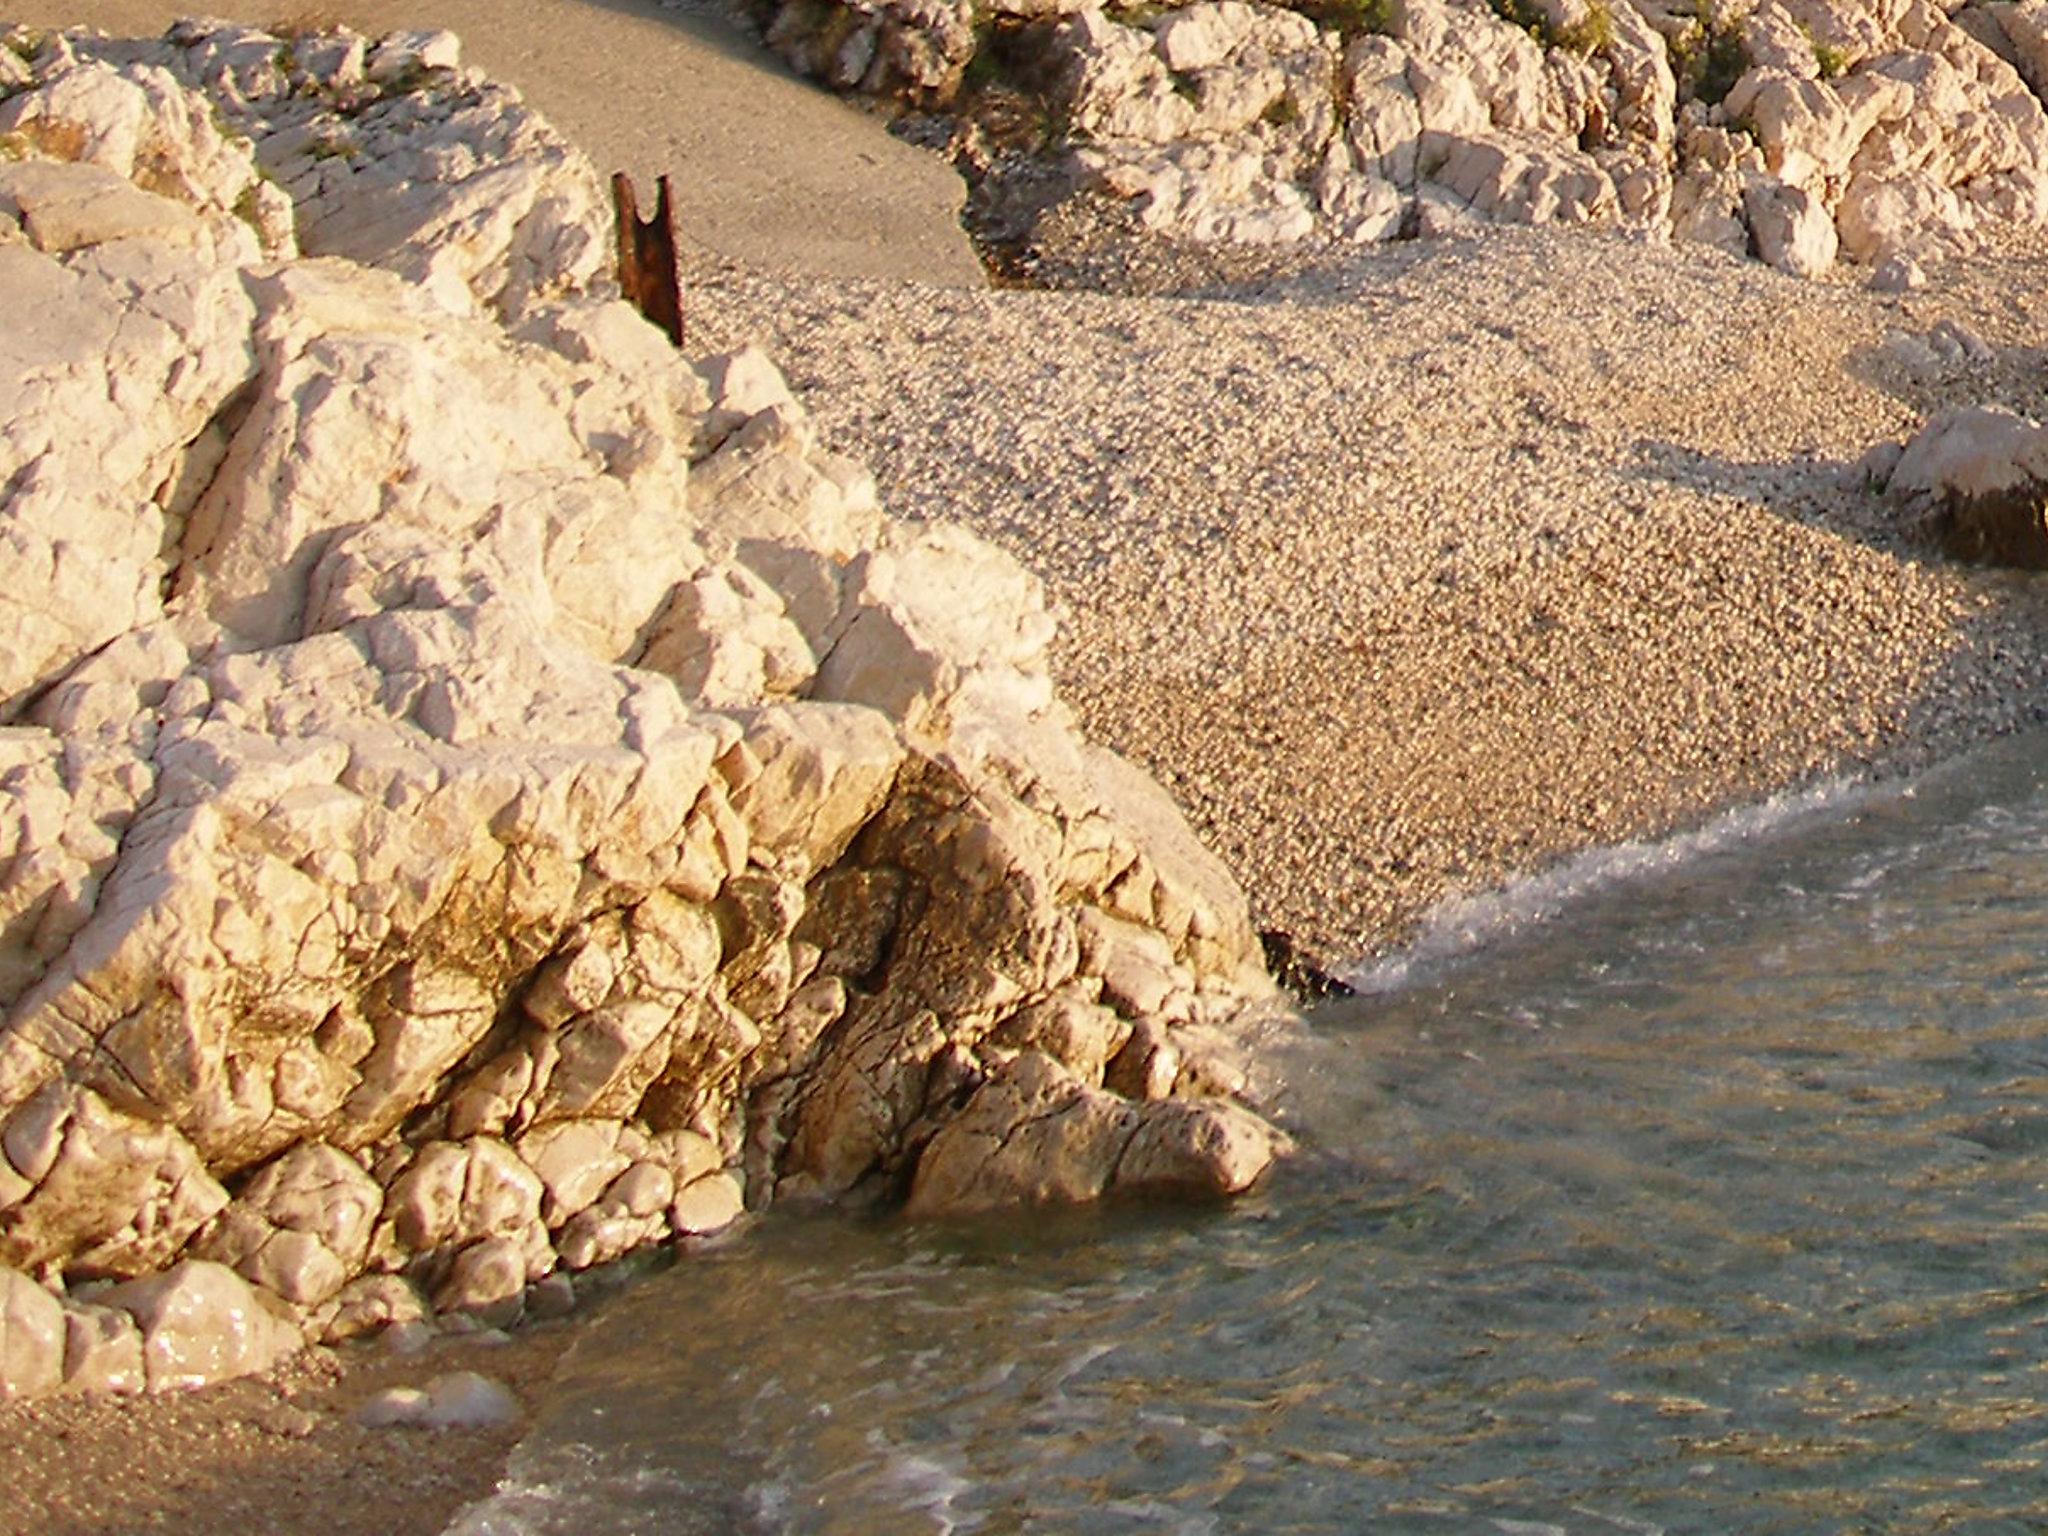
[353,1372,520,1431]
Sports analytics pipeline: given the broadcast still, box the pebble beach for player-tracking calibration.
[10,0,2048,1528]
[690,215,2048,963]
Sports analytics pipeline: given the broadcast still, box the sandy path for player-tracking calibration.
[12,0,986,286]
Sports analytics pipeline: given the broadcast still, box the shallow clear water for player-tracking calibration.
[451,735,2048,1536]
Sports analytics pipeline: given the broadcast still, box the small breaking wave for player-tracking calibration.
[1343,772,1894,996]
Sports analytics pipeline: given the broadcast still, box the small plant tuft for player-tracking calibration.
[1109,2,1173,27]
[1488,0,1549,44]
[266,10,344,39]
[1555,0,1615,55]
[1671,1,1748,106]
[1486,0,1612,55]
[1801,25,1849,79]
[1288,0,1398,38]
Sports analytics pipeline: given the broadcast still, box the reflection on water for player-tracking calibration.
[451,736,2048,1536]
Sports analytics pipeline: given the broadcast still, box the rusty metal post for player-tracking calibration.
[612,171,684,349]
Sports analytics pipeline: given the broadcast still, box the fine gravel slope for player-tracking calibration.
[689,225,2048,963]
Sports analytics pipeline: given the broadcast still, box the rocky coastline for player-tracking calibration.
[0,16,1284,1410]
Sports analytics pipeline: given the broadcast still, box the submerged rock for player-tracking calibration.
[0,20,1286,1401]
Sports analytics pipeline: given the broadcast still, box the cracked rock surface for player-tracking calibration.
[0,19,1285,1401]
[764,0,2048,279]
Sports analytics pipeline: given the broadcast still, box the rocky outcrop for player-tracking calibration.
[0,21,1285,1400]
[760,0,2048,278]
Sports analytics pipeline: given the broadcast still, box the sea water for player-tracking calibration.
[449,732,2048,1536]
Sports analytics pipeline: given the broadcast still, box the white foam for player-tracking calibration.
[872,1450,981,1533]
[1344,773,1884,995]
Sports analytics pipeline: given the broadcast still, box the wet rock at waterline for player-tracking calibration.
[0,20,1283,1402]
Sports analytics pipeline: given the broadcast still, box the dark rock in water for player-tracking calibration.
[1260,929,1354,1002]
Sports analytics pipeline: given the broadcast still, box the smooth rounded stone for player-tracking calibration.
[669,1172,746,1236]
[423,1370,522,1428]
[556,1208,666,1270]
[516,1120,631,1226]
[355,1385,431,1428]
[356,1370,521,1430]
[95,1260,298,1392]
[525,1272,576,1320]
[905,1054,1140,1217]
[382,1320,438,1356]
[432,1236,532,1329]
[1113,1098,1279,1199]
[317,1274,431,1345]
[603,1161,675,1220]
[1870,251,1928,292]
[59,1303,145,1395]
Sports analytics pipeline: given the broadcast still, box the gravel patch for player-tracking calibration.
[686,223,2048,963]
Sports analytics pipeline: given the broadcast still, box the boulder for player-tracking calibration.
[1742,176,1839,277]
[96,1260,297,1391]
[0,18,1287,1401]
[906,1053,1278,1215]
[0,1267,65,1400]
[1879,405,2048,566]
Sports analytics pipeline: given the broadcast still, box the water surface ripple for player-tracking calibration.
[452,736,2048,1535]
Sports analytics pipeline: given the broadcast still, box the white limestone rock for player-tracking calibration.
[813,521,1060,737]
[0,1266,65,1399]
[1886,405,2048,502]
[96,1259,297,1391]
[59,1301,147,1394]
[671,1170,747,1236]
[356,1368,520,1429]
[0,18,1288,1403]
[1873,404,2048,567]
[1743,175,1838,276]
[192,1142,384,1306]
[906,1052,1277,1215]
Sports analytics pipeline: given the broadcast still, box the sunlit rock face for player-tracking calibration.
[0,19,1284,1400]
[760,0,2048,278]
